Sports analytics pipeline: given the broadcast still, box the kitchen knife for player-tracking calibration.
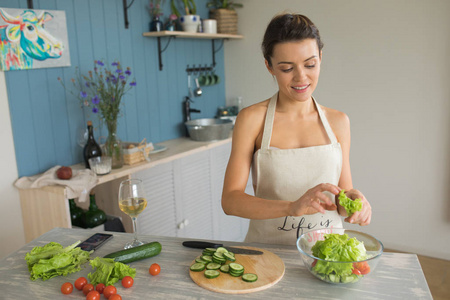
[182,241,264,255]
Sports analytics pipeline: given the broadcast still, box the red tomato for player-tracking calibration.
[121,276,134,288]
[86,290,101,300]
[311,259,317,268]
[352,268,362,276]
[61,282,73,294]
[95,283,106,294]
[149,263,161,276]
[74,277,88,291]
[103,285,117,299]
[109,295,122,300]
[353,261,371,275]
[83,283,95,295]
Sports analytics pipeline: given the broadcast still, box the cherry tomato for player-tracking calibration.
[103,285,117,299]
[352,268,362,276]
[61,282,73,294]
[121,276,134,288]
[95,283,106,294]
[311,259,317,267]
[86,290,101,300]
[83,283,95,295]
[149,263,161,276]
[109,295,122,300]
[353,261,371,275]
[74,277,88,291]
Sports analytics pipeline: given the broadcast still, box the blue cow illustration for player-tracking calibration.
[0,8,63,71]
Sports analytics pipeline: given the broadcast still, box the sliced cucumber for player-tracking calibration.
[206,262,221,270]
[229,263,244,272]
[242,273,258,282]
[195,257,207,264]
[220,264,230,273]
[190,262,206,272]
[204,270,220,279]
[201,255,213,262]
[223,252,236,261]
[215,247,228,253]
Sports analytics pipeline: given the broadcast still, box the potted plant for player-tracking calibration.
[148,0,165,32]
[170,0,200,32]
[207,0,243,34]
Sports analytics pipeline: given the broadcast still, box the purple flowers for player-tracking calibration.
[92,107,98,113]
[125,69,131,76]
[80,91,87,98]
[130,81,136,86]
[91,95,100,105]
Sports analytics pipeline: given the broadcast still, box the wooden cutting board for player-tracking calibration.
[189,246,285,294]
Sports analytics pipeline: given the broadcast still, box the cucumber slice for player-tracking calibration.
[205,247,218,253]
[201,255,212,262]
[195,257,207,264]
[223,252,236,261]
[206,262,221,270]
[229,263,244,272]
[220,264,230,273]
[215,247,228,253]
[204,270,220,279]
[242,273,258,282]
[190,263,206,272]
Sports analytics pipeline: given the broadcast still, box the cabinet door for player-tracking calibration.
[174,150,214,240]
[211,143,250,242]
[133,163,178,237]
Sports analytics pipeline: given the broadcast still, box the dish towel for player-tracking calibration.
[14,166,98,202]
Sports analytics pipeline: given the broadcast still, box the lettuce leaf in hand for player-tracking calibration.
[88,257,136,286]
[25,241,91,281]
[311,233,367,276]
[338,190,362,215]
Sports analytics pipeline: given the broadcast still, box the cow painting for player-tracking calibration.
[0,8,68,71]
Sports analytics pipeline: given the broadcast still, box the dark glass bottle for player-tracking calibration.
[68,199,85,228]
[83,121,102,168]
[83,193,107,228]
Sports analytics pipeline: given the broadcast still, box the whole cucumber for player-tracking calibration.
[104,241,162,263]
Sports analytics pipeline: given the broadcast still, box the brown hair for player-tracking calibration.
[262,14,324,67]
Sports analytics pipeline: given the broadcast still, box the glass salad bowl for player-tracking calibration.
[296,228,384,284]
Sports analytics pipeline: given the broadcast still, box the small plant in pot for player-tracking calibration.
[171,0,200,32]
[207,0,243,34]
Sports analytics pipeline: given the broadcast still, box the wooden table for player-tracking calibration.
[0,228,432,299]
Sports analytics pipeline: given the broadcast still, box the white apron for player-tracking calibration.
[245,93,343,245]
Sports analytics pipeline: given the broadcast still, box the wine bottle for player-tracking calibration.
[83,121,102,168]
[83,193,106,228]
[68,199,85,228]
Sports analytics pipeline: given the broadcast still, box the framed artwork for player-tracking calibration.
[0,7,70,71]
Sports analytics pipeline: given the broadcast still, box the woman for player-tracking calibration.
[221,13,372,245]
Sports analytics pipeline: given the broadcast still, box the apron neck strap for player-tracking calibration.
[261,93,278,150]
[313,97,338,144]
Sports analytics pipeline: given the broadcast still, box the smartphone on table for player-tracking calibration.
[77,233,113,251]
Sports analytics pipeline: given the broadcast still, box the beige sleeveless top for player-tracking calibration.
[245,93,343,245]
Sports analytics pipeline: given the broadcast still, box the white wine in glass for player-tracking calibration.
[118,179,148,249]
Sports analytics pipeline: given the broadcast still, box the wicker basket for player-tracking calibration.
[122,139,154,165]
[210,9,238,34]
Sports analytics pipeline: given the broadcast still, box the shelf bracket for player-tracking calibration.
[122,0,136,29]
[211,39,225,68]
[157,36,175,71]
[27,0,33,9]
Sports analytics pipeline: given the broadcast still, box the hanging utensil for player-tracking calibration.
[194,77,202,97]
[188,73,194,98]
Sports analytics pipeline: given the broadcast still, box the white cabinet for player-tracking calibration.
[134,141,250,242]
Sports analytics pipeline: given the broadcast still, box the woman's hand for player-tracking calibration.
[289,183,340,216]
[340,189,371,226]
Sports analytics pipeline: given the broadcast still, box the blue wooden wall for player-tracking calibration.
[1,0,226,177]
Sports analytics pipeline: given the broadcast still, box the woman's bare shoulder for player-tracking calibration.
[235,99,270,128]
[320,105,350,137]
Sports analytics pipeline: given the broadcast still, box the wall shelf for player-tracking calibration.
[143,31,244,71]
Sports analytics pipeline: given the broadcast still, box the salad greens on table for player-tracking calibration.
[25,241,91,281]
[88,257,136,286]
[311,233,370,283]
[338,190,362,215]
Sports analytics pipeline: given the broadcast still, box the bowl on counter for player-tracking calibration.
[88,156,112,175]
[185,118,233,142]
[296,228,383,284]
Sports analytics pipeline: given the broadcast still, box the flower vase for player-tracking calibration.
[150,16,163,32]
[105,121,124,169]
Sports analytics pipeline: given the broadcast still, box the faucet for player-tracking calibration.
[184,96,201,122]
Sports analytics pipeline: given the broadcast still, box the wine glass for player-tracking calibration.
[118,179,148,249]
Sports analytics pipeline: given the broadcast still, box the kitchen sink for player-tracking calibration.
[185,118,233,141]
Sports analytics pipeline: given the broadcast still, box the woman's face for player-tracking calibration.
[266,39,321,103]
